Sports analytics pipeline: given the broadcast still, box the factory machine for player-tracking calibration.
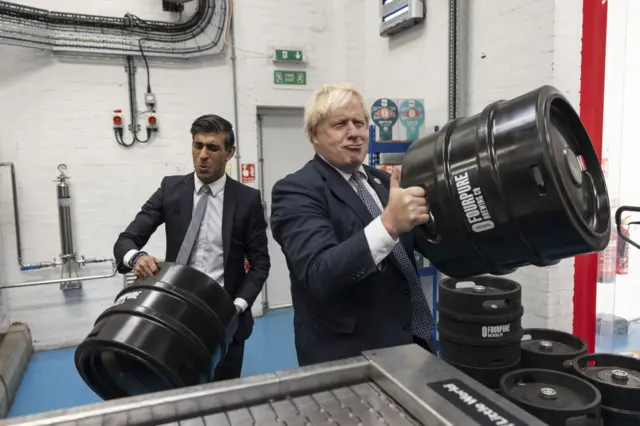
[3,86,639,426]
[2,344,548,425]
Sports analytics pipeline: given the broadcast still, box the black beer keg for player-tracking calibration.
[564,353,640,425]
[521,328,588,372]
[75,262,238,400]
[499,369,602,426]
[438,276,523,389]
[401,85,610,279]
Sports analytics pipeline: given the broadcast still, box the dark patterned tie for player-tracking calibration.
[350,172,435,341]
[176,185,211,265]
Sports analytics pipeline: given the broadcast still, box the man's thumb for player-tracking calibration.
[390,168,401,188]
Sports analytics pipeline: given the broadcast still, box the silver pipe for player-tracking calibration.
[1,260,117,290]
[0,162,55,271]
[448,0,459,120]
[1,162,115,287]
[76,257,114,266]
[455,0,468,118]
[256,114,269,310]
[229,6,241,180]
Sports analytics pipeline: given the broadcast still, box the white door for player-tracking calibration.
[258,108,314,309]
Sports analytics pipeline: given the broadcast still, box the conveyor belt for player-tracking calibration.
[161,382,420,425]
[1,344,548,426]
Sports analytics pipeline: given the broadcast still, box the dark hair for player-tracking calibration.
[190,114,235,148]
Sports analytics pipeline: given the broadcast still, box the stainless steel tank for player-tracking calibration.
[55,163,74,259]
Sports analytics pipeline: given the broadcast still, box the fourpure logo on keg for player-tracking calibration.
[113,290,142,306]
[482,324,511,338]
[453,171,495,233]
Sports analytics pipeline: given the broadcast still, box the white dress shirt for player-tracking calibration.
[123,173,248,312]
[320,157,399,265]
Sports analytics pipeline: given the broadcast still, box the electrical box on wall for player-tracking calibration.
[380,0,425,37]
[162,0,193,13]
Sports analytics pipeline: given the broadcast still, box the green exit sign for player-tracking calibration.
[273,49,304,62]
[274,70,307,86]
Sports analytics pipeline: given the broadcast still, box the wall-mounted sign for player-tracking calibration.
[399,99,425,141]
[371,98,399,141]
[273,49,305,62]
[241,163,256,184]
[370,97,427,142]
[274,70,307,86]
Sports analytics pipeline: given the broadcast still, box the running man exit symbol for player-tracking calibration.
[273,70,307,86]
[273,49,305,62]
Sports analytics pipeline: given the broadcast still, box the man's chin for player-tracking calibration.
[196,169,216,183]
[348,153,366,166]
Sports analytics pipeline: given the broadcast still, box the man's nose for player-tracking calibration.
[346,121,358,136]
[198,149,209,159]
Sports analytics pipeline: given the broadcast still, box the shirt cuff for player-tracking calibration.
[123,249,139,267]
[233,298,249,313]
[364,217,399,266]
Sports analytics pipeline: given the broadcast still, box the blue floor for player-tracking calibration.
[8,307,297,418]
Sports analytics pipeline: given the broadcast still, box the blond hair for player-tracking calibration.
[303,83,370,142]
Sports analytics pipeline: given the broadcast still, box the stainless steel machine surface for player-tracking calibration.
[0,345,547,426]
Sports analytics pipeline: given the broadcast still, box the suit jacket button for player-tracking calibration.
[403,324,411,331]
[401,289,409,296]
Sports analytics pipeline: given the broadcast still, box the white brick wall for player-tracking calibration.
[0,0,584,350]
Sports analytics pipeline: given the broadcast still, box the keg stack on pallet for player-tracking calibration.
[437,276,640,426]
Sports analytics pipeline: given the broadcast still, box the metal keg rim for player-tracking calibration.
[439,276,522,295]
[568,353,640,389]
[75,339,182,399]
[499,368,602,412]
[521,328,588,356]
[535,87,611,244]
[436,302,524,324]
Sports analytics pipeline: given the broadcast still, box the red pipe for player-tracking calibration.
[574,0,608,353]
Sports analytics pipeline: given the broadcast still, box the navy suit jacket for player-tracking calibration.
[113,172,270,341]
[270,155,419,366]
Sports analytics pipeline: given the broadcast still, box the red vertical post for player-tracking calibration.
[574,0,608,352]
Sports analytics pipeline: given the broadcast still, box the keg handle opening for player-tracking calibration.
[420,185,442,244]
[530,165,547,195]
[421,213,441,243]
[616,206,640,251]
[481,299,510,311]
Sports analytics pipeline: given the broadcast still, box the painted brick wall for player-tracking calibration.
[0,0,583,350]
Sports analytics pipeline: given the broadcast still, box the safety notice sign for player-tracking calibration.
[241,163,256,184]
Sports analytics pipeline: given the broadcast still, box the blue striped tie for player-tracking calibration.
[350,172,435,341]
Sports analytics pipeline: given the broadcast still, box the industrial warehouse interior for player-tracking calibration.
[0,0,639,425]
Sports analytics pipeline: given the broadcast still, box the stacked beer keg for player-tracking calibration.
[437,276,524,391]
[436,277,640,426]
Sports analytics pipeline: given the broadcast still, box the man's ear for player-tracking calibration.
[226,145,236,162]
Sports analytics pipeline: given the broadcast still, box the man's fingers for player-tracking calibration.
[405,186,426,197]
[415,214,431,225]
[390,168,401,188]
[415,206,429,216]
